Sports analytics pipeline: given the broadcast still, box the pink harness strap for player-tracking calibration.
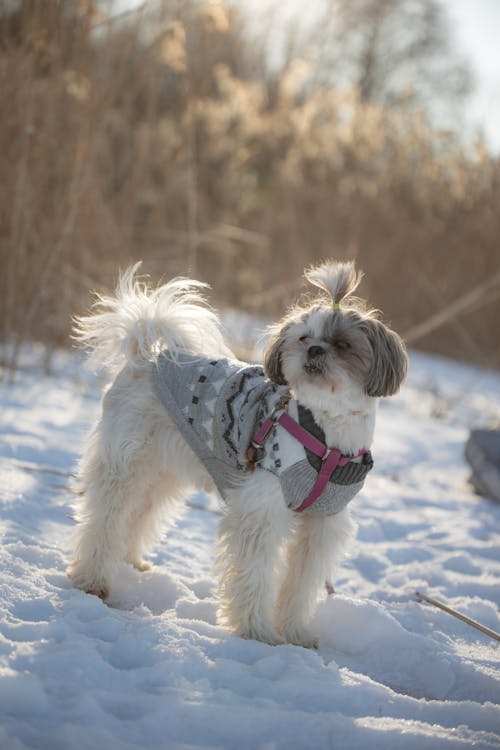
[275,412,326,458]
[247,407,367,513]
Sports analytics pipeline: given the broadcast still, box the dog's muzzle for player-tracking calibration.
[304,345,325,375]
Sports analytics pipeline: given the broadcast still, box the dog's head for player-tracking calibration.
[264,261,408,409]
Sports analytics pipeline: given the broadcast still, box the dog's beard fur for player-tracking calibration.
[69,261,407,647]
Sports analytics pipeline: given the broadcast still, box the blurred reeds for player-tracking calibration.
[1,0,500,376]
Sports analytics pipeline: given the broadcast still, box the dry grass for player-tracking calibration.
[1,0,499,376]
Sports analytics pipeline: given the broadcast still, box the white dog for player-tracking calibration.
[69,260,407,647]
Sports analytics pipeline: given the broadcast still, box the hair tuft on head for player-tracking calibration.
[304,261,363,306]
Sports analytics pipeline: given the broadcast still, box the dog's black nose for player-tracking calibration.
[308,345,325,359]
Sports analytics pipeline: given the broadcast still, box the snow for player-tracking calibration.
[1,345,500,750]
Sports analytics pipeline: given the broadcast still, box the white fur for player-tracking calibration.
[69,265,383,647]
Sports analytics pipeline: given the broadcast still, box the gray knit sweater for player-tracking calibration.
[151,352,373,515]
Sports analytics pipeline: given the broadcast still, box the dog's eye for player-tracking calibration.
[299,335,309,342]
[325,337,350,351]
[334,340,351,351]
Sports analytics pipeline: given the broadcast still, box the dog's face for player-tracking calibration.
[264,305,408,402]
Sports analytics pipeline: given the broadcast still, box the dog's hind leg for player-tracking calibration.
[124,472,186,572]
[69,454,155,599]
[215,472,292,645]
[68,392,163,600]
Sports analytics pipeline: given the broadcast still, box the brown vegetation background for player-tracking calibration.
[1,0,499,376]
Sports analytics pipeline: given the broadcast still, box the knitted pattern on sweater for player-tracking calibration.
[151,351,373,515]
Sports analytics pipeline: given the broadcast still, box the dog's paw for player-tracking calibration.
[280,626,319,649]
[129,559,152,572]
[68,568,109,600]
[239,625,285,646]
[86,584,110,600]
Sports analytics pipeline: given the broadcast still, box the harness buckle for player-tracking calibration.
[246,392,291,470]
[246,439,265,469]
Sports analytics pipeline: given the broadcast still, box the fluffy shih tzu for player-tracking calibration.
[69,261,407,647]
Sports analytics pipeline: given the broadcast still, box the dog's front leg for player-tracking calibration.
[276,509,355,648]
[215,472,291,645]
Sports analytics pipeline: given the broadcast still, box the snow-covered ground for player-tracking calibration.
[1,344,500,750]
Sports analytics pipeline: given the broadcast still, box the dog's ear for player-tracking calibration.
[263,327,288,385]
[361,319,408,397]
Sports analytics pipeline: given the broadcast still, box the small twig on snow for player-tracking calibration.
[416,591,500,642]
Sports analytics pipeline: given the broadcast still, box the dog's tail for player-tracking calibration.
[73,263,232,374]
